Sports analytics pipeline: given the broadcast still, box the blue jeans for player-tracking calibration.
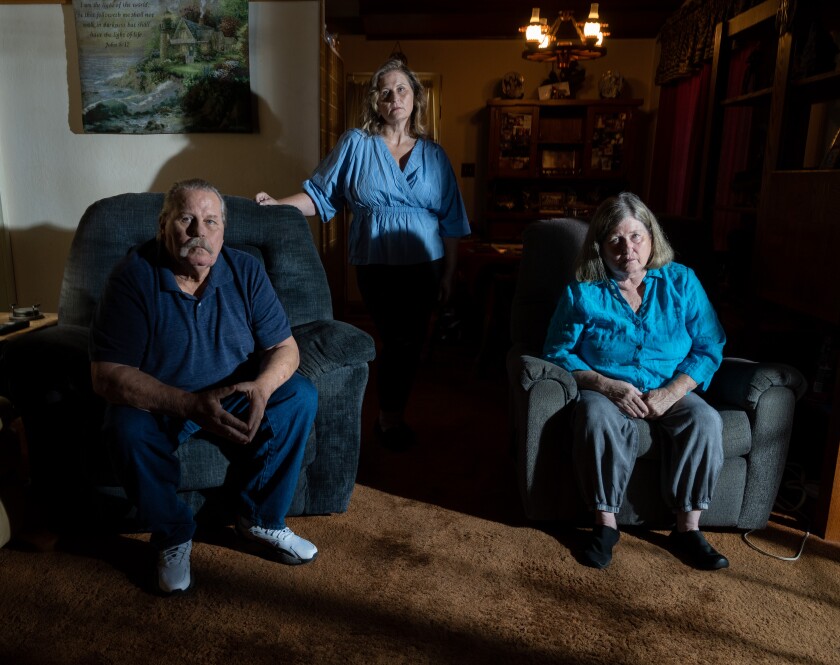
[572,389,724,514]
[104,373,318,550]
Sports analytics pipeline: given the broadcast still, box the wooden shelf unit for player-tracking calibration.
[702,0,840,541]
[484,98,642,241]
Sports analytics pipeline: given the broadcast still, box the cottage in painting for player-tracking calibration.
[160,17,229,64]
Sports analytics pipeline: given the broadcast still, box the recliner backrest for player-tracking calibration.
[58,193,332,328]
[509,218,589,353]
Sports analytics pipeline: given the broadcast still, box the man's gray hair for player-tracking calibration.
[158,179,227,237]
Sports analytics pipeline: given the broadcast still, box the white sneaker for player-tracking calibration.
[157,540,192,594]
[235,516,318,565]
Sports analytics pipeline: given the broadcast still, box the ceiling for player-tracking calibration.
[324,1,685,41]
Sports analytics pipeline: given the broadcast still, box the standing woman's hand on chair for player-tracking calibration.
[255,192,279,206]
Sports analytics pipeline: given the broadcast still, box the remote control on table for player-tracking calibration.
[0,319,30,335]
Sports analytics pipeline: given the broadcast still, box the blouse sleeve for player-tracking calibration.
[675,267,726,391]
[429,143,471,238]
[541,284,591,373]
[302,130,361,223]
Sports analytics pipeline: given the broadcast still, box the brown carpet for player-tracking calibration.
[1,343,839,664]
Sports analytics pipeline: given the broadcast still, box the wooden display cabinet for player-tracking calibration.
[485,98,642,241]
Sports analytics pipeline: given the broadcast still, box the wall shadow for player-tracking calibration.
[8,225,76,311]
[148,93,315,201]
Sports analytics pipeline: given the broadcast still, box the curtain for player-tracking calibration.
[345,73,442,141]
[656,0,764,85]
[652,0,765,247]
[649,63,712,217]
[711,45,756,252]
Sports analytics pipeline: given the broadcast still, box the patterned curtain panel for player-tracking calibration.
[656,0,766,85]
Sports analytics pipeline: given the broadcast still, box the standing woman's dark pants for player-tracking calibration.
[356,260,443,415]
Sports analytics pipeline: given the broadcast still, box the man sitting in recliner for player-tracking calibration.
[90,178,319,595]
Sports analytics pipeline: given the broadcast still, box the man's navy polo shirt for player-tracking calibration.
[90,239,292,393]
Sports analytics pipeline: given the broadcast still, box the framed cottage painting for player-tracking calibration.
[72,0,252,134]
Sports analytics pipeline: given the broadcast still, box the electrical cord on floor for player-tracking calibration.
[741,463,811,561]
[742,528,809,561]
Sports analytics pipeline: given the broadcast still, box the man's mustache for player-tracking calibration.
[179,237,213,257]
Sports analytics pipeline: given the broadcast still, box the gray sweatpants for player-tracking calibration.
[572,389,724,514]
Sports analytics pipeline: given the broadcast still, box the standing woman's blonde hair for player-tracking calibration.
[361,59,429,139]
[575,192,674,282]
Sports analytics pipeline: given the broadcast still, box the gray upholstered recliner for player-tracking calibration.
[506,218,807,529]
[1,193,375,528]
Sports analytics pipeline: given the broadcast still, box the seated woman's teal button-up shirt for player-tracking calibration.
[542,262,726,392]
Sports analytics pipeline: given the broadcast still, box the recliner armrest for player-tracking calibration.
[507,345,578,401]
[705,358,807,411]
[2,320,376,396]
[293,319,375,380]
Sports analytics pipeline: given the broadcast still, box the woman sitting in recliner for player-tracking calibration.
[542,192,729,570]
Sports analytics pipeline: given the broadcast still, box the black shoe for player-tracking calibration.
[669,530,729,570]
[373,421,416,452]
[582,525,620,569]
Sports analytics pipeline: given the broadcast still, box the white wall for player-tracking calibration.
[338,36,660,224]
[0,1,321,311]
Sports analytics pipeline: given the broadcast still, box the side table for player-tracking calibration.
[0,313,58,397]
[0,313,58,547]
[1,312,58,342]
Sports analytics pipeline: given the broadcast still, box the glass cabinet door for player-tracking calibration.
[489,106,538,178]
[586,107,632,176]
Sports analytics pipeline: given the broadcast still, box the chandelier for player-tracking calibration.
[521,4,608,68]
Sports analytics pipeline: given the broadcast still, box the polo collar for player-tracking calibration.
[158,242,233,297]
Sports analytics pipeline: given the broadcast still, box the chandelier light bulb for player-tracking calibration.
[583,3,602,43]
[525,8,545,42]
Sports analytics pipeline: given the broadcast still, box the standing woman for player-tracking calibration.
[256,59,470,451]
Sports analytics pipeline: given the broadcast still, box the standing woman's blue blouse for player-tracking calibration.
[302,129,471,266]
[542,262,726,392]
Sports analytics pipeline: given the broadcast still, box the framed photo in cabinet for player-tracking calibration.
[587,108,630,175]
[489,105,538,178]
[539,191,566,213]
[541,149,579,175]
